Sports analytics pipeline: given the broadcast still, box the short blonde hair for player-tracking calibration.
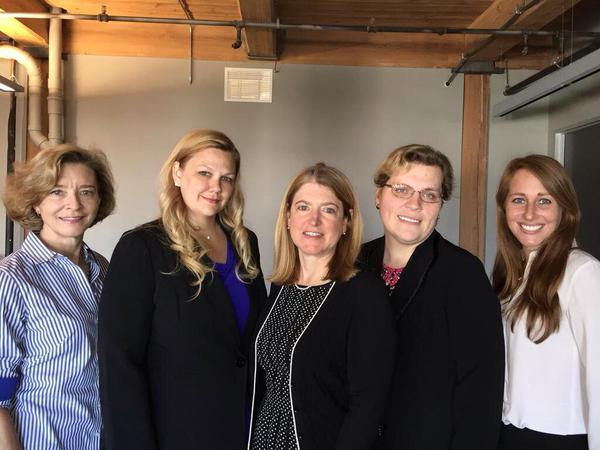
[374,144,454,201]
[158,129,258,295]
[271,163,362,285]
[3,144,115,231]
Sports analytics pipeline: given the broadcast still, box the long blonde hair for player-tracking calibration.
[492,154,580,343]
[271,162,362,285]
[158,129,258,294]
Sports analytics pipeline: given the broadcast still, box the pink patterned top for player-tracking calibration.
[381,264,404,293]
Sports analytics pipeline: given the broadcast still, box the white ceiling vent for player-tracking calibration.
[224,67,273,103]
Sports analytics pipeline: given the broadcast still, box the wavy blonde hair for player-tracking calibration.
[492,154,580,343]
[271,162,362,285]
[158,129,258,295]
[3,144,115,231]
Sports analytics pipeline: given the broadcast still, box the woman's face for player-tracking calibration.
[287,182,348,262]
[36,162,100,247]
[505,169,562,257]
[172,147,236,226]
[376,163,443,252]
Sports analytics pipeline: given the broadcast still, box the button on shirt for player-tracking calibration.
[0,232,108,450]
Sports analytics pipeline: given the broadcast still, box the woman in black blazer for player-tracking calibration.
[248,163,395,450]
[98,130,267,450]
[358,144,504,450]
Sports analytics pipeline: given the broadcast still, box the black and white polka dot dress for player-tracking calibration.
[250,282,335,450]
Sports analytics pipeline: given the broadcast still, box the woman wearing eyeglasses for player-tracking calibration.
[359,144,504,450]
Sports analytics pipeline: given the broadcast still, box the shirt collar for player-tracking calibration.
[22,232,100,280]
[21,232,57,265]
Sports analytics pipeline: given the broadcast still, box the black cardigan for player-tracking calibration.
[249,270,396,450]
[359,231,504,450]
[98,220,267,450]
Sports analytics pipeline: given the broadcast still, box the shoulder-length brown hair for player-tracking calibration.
[158,129,259,295]
[492,154,580,343]
[270,162,362,285]
[3,144,115,231]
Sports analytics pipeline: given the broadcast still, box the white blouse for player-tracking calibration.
[503,249,600,449]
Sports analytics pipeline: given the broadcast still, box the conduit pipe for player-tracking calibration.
[0,45,49,150]
[3,11,600,38]
[48,7,63,146]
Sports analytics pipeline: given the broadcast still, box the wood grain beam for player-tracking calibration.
[63,21,247,61]
[0,0,48,46]
[459,74,489,261]
[62,21,552,69]
[466,0,582,62]
[236,0,277,60]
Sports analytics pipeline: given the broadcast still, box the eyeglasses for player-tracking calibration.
[381,183,443,203]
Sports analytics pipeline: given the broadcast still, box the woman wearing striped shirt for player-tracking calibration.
[0,145,115,450]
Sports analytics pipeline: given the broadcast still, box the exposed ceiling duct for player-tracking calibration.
[0,7,64,150]
[0,44,49,149]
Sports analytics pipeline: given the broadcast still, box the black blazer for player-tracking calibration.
[249,271,396,450]
[359,231,504,450]
[98,220,267,450]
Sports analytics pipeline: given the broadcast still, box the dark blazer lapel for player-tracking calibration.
[196,258,241,346]
[241,276,264,349]
[390,231,437,319]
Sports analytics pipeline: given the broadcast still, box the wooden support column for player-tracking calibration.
[459,74,490,261]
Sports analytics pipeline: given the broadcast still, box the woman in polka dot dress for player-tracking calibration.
[248,163,396,450]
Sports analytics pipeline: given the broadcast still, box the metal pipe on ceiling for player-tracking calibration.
[177,0,195,85]
[1,10,599,39]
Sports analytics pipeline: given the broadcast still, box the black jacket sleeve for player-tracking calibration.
[446,255,504,450]
[98,230,158,450]
[335,275,396,450]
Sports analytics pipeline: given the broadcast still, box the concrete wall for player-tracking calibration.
[65,55,468,275]
[547,70,600,144]
[0,54,552,276]
[485,72,550,271]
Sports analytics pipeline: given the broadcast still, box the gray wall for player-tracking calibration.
[1,54,551,276]
[66,55,469,275]
[485,72,549,271]
[548,70,600,143]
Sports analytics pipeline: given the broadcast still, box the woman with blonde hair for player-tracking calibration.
[0,144,115,450]
[98,129,267,449]
[494,154,600,450]
[248,163,395,450]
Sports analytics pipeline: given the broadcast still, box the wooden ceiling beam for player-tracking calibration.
[236,0,277,60]
[0,0,48,46]
[465,0,582,62]
[63,21,247,61]
[62,21,550,69]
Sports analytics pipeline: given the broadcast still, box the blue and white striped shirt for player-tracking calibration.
[0,232,108,450]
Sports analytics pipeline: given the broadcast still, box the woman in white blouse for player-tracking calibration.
[493,154,600,450]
